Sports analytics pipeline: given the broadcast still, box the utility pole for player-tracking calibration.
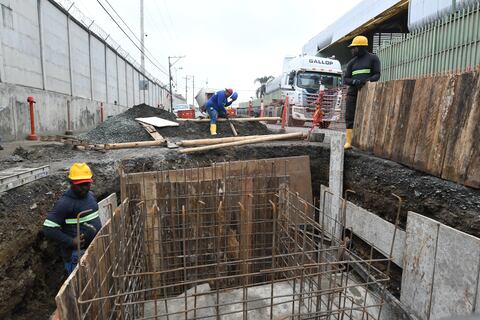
[140,0,145,72]
[184,76,189,104]
[140,0,145,103]
[168,56,185,112]
[192,75,195,107]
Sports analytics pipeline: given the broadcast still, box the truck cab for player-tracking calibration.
[265,55,343,126]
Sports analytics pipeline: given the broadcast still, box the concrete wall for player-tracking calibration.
[69,22,90,99]
[0,0,184,141]
[42,0,70,94]
[0,0,43,88]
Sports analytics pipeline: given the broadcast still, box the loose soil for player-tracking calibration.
[80,103,271,144]
[0,141,478,319]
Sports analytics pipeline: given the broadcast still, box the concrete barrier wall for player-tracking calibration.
[319,184,480,320]
[0,0,184,141]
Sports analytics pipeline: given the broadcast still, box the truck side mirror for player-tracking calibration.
[288,71,295,86]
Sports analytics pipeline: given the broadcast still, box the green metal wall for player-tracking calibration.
[377,2,480,81]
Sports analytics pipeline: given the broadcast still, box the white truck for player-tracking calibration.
[263,55,343,127]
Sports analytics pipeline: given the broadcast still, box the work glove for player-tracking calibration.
[72,233,85,248]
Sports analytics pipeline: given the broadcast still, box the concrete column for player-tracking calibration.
[88,30,93,100]
[328,133,345,240]
[66,15,73,96]
[124,59,128,107]
[104,41,108,104]
[37,0,47,90]
[115,54,119,105]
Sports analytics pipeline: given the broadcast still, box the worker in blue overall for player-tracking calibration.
[43,163,101,275]
[343,35,381,149]
[205,88,238,135]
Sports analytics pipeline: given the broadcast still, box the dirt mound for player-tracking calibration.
[81,104,272,144]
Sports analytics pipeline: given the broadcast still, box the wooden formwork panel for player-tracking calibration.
[353,72,480,188]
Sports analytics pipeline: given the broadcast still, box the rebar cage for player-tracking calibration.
[66,160,392,320]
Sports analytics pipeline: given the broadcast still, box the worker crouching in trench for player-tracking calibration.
[205,88,238,135]
[343,35,381,149]
[43,163,101,275]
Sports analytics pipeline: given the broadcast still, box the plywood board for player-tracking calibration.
[373,81,394,157]
[401,212,440,320]
[352,85,368,147]
[136,117,179,127]
[429,223,480,319]
[390,80,415,163]
[364,83,384,152]
[426,75,457,176]
[122,156,313,205]
[401,77,434,166]
[412,75,450,172]
[382,80,405,159]
[441,72,480,184]
[98,193,117,225]
[358,82,377,150]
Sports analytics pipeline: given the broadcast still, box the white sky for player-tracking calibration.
[74,0,362,104]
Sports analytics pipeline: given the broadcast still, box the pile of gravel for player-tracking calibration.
[81,104,272,144]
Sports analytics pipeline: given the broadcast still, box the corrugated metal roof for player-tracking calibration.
[408,0,480,31]
[303,0,479,55]
[303,0,404,55]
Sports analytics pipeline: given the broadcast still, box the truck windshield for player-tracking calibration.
[297,72,342,90]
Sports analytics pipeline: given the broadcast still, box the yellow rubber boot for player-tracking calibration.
[210,124,217,136]
[344,129,352,149]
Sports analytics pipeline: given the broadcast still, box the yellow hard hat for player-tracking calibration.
[68,163,93,184]
[348,36,368,47]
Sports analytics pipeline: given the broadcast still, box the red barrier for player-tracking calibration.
[27,96,37,141]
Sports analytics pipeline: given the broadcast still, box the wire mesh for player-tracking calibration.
[72,163,392,320]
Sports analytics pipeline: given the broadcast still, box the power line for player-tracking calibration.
[95,0,169,78]
[149,0,179,52]
[101,0,169,75]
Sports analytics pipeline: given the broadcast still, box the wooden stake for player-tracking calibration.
[178,135,264,147]
[179,132,304,154]
[176,117,280,123]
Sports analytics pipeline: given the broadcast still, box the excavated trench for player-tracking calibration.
[0,142,479,319]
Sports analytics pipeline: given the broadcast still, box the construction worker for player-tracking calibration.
[343,35,381,149]
[43,163,101,275]
[205,88,238,135]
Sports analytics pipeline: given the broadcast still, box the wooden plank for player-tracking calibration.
[373,80,394,157]
[390,80,416,163]
[426,75,457,176]
[412,75,450,172]
[351,85,368,147]
[0,166,50,192]
[441,72,479,184]
[139,122,165,141]
[401,77,435,166]
[382,80,405,158]
[124,156,313,206]
[357,83,377,150]
[239,177,253,285]
[365,82,384,152]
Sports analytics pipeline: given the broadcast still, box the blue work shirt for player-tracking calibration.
[205,90,233,114]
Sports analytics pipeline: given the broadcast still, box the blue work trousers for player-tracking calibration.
[64,249,85,275]
[207,107,227,124]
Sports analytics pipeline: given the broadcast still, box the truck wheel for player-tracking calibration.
[288,117,305,127]
[319,121,331,129]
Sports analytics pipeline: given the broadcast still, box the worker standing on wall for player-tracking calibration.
[205,88,238,135]
[343,35,381,149]
[43,163,101,275]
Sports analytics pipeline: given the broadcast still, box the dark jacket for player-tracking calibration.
[344,51,381,94]
[43,189,101,256]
